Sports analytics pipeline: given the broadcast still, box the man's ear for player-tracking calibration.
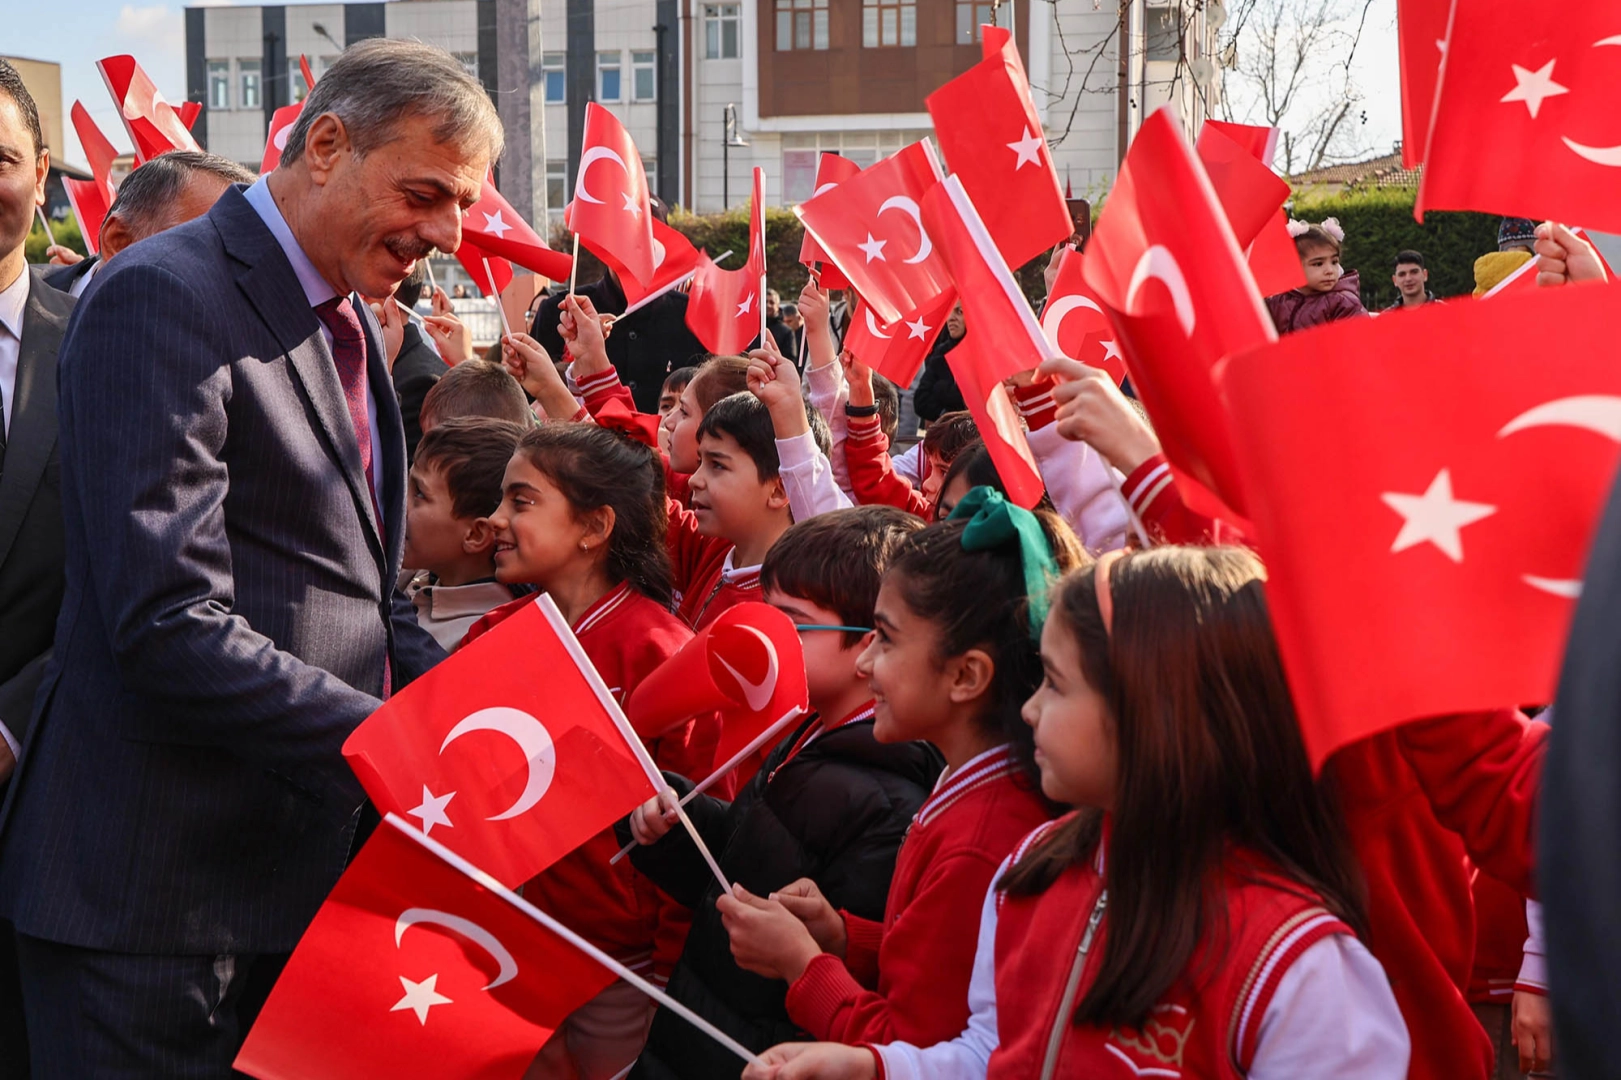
[463,517,496,555]
[945,647,996,706]
[98,213,134,261]
[300,113,352,186]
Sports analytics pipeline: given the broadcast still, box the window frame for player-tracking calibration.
[237,59,261,110]
[776,0,830,51]
[862,0,917,48]
[207,59,230,111]
[542,51,567,104]
[631,50,657,101]
[597,50,623,103]
[288,59,310,105]
[704,3,742,59]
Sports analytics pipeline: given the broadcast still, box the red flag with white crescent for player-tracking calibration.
[600,217,702,316]
[342,595,663,888]
[842,290,957,388]
[66,102,119,253]
[565,103,658,285]
[1040,249,1126,387]
[261,103,303,173]
[96,54,201,164]
[461,175,574,282]
[1194,120,1303,295]
[686,168,767,356]
[798,153,860,289]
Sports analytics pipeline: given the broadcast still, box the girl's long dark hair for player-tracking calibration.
[1000,546,1368,1029]
[886,510,1086,797]
[514,424,674,608]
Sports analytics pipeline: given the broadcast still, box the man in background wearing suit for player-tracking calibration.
[0,59,74,1080]
[43,150,255,297]
[388,261,450,461]
[0,40,493,1077]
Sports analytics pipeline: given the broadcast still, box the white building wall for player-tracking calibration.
[202,5,269,167]
[387,1,482,59]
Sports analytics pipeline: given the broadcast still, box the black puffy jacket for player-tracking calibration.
[623,716,942,1079]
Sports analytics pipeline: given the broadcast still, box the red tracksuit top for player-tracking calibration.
[986,816,1352,1079]
[786,744,1052,1046]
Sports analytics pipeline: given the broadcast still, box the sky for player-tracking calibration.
[5,0,1403,173]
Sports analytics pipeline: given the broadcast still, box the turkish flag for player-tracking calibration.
[1417,0,1621,235]
[236,816,615,1080]
[1481,227,1614,299]
[796,140,950,325]
[799,153,861,289]
[66,102,118,253]
[463,176,573,282]
[96,54,201,164]
[565,103,658,286]
[1247,210,1309,296]
[919,175,1048,508]
[686,167,766,356]
[1040,249,1126,386]
[927,25,1071,271]
[1083,106,1273,523]
[1195,121,1304,296]
[456,239,515,301]
[261,103,302,173]
[1219,281,1621,768]
[1398,0,1451,168]
[605,218,702,317]
[342,594,663,888]
[842,290,957,388]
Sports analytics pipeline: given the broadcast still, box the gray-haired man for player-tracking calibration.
[0,39,498,1076]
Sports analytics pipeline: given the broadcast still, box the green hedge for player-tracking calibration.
[1290,187,1501,308]
[24,211,87,263]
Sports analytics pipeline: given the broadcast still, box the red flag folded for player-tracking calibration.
[235,816,615,1080]
[565,103,658,286]
[798,153,860,290]
[456,239,515,301]
[96,54,201,164]
[62,179,109,256]
[1246,209,1309,297]
[462,175,573,282]
[1398,0,1451,168]
[260,103,302,173]
[842,290,958,388]
[66,102,119,253]
[1417,0,1621,234]
[926,26,1072,271]
[1082,106,1274,522]
[1040,249,1126,387]
[686,167,766,356]
[607,218,702,317]
[1195,121,1303,296]
[342,594,663,888]
[796,140,949,324]
[918,175,1048,508]
[1220,282,1621,768]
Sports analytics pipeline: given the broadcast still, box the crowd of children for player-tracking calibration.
[381,220,1558,1080]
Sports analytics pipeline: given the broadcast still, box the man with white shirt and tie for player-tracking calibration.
[0,40,486,1076]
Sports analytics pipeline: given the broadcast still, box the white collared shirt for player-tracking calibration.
[0,263,29,437]
[68,258,98,298]
[242,178,383,507]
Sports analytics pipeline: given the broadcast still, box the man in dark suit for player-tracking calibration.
[0,40,495,1076]
[388,263,449,461]
[0,61,73,1080]
[43,150,254,297]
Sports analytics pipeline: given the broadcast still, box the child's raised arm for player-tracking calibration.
[749,344,853,520]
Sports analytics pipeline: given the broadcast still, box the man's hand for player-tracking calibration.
[1535,222,1608,288]
[628,788,681,847]
[422,313,472,365]
[747,344,809,439]
[770,878,847,958]
[1512,989,1555,1075]
[563,294,612,379]
[1039,356,1160,475]
[46,244,84,267]
[501,331,576,420]
[717,885,824,982]
[741,1042,878,1080]
[368,297,407,370]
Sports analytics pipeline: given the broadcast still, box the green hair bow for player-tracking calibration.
[948,486,1059,639]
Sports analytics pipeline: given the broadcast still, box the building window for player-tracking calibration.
[207,60,230,110]
[705,4,741,59]
[1146,6,1183,62]
[597,51,622,101]
[238,59,261,109]
[632,51,657,101]
[955,2,996,43]
[777,0,830,51]
[543,52,566,104]
[643,155,658,192]
[863,0,917,48]
[289,60,310,104]
[546,159,567,212]
[783,149,818,202]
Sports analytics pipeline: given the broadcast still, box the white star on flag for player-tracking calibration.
[1100,340,1122,363]
[481,210,511,239]
[1501,59,1570,119]
[407,786,455,837]
[1007,126,1044,170]
[858,232,888,263]
[737,292,754,318]
[392,973,453,1025]
[622,191,642,218]
[906,316,932,340]
[1380,468,1497,563]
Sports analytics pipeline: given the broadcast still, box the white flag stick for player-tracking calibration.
[423,252,439,298]
[385,815,762,1067]
[611,706,805,865]
[568,232,581,296]
[483,257,514,340]
[34,206,55,247]
[1102,456,1153,549]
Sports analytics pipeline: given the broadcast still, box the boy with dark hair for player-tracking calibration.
[417,359,533,434]
[1387,250,1438,310]
[403,417,529,648]
[622,506,940,1080]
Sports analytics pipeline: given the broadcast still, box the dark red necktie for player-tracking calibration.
[314,296,391,699]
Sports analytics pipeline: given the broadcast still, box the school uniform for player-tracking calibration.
[1118,452,1252,547]
[786,744,1053,1046]
[872,815,1409,1080]
[573,366,692,504]
[402,572,521,652]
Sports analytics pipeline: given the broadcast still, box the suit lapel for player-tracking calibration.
[215,187,385,569]
[358,299,406,572]
[0,268,72,565]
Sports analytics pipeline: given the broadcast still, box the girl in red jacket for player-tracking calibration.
[743,546,1409,1080]
[469,423,700,1079]
[717,488,1077,1049]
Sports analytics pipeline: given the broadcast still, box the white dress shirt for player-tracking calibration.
[0,263,29,438]
[68,257,98,298]
[242,178,383,508]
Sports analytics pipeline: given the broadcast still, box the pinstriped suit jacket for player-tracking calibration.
[0,185,445,954]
